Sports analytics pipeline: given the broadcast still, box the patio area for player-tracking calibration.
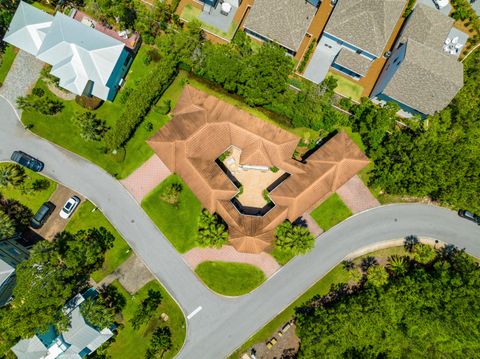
[223,147,285,208]
[181,3,239,40]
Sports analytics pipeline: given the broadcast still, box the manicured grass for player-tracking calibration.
[141,174,202,253]
[195,261,266,296]
[106,280,186,359]
[328,71,364,102]
[21,47,187,179]
[310,193,352,231]
[65,200,131,282]
[0,45,17,86]
[271,247,295,266]
[230,246,407,358]
[181,5,238,40]
[0,163,56,212]
[32,1,55,14]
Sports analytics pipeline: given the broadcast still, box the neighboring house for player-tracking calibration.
[371,4,465,116]
[243,0,319,55]
[0,236,30,307]
[11,291,114,359]
[148,86,369,253]
[306,0,406,83]
[3,1,134,101]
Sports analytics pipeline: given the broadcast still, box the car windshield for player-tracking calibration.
[65,202,72,210]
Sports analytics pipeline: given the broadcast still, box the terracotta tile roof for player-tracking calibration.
[147,86,369,253]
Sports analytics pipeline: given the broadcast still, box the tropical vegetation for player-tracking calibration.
[196,210,228,249]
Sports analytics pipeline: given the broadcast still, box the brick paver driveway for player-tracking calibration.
[120,155,171,203]
[336,175,380,214]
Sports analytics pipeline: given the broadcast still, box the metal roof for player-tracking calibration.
[3,1,126,101]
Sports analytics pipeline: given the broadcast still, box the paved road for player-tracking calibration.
[1,56,479,358]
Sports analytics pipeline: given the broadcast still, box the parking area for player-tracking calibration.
[33,184,84,240]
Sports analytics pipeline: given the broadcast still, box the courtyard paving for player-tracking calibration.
[184,245,280,278]
[336,175,380,214]
[120,154,171,203]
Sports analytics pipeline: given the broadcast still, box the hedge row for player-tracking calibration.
[104,58,177,150]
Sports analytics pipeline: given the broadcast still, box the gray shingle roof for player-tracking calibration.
[324,0,407,57]
[334,48,372,76]
[244,0,317,52]
[11,336,48,359]
[399,4,453,49]
[383,39,463,115]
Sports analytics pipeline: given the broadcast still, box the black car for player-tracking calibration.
[10,151,44,172]
[458,209,480,225]
[30,202,55,229]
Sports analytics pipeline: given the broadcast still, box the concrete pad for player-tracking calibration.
[183,245,281,278]
[336,175,380,214]
[120,155,171,203]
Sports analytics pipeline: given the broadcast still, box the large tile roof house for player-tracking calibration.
[148,86,369,253]
[320,0,406,79]
[243,0,318,55]
[3,1,133,101]
[11,291,113,359]
[372,4,464,116]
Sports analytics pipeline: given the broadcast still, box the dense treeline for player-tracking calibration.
[351,49,480,212]
[0,227,114,353]
[193,31,346,133]
[296,246,480,358]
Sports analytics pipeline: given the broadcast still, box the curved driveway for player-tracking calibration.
[1,94,479,358]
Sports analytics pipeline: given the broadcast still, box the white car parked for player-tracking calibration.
[60,196,81,219]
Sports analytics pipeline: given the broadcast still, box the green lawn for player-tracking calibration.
[22,48,187,179]
[0,163,56,212]
[230,246,407,358]
[32,1,55,14]
[310,193,352,231]
[106,280,186,359]
[65,200,131,282]
[181,4,238,40]
[0,45,17,86]
[195,261,266,296]
[141,174,202,253]
[271,247,295,266]
[328,71,364,102]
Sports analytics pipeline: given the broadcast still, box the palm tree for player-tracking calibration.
[342,259,355,271]
[0,209,15,239]
[275,221,314,255]
[197,210,228,248]
[0,164,26,187]
[387,255,409,276]
[361,256,378,272]
[404,235,419,253]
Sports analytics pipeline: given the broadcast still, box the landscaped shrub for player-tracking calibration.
[218,150,231,162]
[104,58,177,150]
[75,95,104,110]
[298,38,316,73]
[274,221,314,255]
[17,92,64,115]
[159,182,183,207]
[196,210,228,248]
[403,0,415,18]
[157,98,171,115]
[73,111,109,142]
[119,88,132,105]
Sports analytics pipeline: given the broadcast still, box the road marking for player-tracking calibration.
[187,306,202,320]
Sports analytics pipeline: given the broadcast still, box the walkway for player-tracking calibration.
[337,175,380,214]
[120,154,171,203]
[184,245,280,278]
[0,50,43,105]
[1,51,480,359]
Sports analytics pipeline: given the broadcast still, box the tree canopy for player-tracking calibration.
[274,221,314,255]
[296,247,480,358]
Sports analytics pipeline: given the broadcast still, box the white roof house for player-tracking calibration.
[11,292,114,359]
[3,1,131,101]
[0,258,15,307]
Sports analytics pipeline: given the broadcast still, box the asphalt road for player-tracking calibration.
[1,93,479,357]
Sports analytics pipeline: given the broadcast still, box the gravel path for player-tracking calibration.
[0,50,44,109]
